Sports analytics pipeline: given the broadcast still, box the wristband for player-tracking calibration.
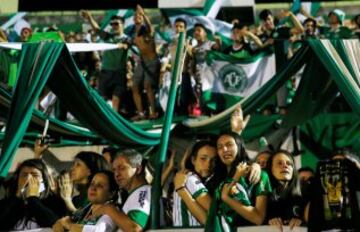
[175,186,186,192]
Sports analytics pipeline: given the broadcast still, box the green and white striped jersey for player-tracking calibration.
[173,172,208,227]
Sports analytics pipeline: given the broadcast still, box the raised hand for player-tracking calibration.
[59,172,73,200]
[231,104,250,134]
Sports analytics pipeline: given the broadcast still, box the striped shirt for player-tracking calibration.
[173,172,208,227]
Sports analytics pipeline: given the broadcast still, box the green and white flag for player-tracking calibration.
[201,51,276,106]
[203,0,223,19]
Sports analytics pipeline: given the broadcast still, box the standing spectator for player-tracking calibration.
[190,23,221,116]
[172,140,217,227]
[258,9,304,113]
[223,23,263,57]
[302,18,318,38]
[266,150,306,231]
[351,14,360,39]
[81,10,130,113]
[130,5,161,120]
[321,9,353,39]
[165,17,193,116]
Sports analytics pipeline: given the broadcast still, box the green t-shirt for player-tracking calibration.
[320,26,354,39]
[239,170,272,205]
[216,179,252,230]
[100,32,129,72]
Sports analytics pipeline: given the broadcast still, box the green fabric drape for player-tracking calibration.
[242,114,281,142]
[0,42,163,177]
[0,42,64,176]
[0,81,99,142]
[308,39,360,116]
[300,113,360,164]
[281,50,339,128]
[183,39,360,132]
[47,51,160,145]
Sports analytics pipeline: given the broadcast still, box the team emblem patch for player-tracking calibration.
[219,64,247,93]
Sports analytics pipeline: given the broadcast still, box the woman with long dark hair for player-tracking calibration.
[0,159,67,230]
[173,140,217,227]
[206,131,271,231]
[53,170,118,232]
[266,150,305,231]
[59,151,111,212]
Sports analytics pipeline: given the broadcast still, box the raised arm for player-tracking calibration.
[80,10,101,32]
[281,10,304,34]
[136,5,154,35]
[244,30,264,48]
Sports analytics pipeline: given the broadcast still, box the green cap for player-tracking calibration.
[329,9,345,25]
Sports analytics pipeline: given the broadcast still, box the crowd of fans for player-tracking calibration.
[0,4,359,232]
[0,105,359,231]
[1,5,359,120]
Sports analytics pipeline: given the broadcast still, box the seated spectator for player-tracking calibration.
[53,170,118,232]
[0,159,67,231]
[92,149,151,231]
[102,146,118,165]
[266,150,306,231]
[59,151,111,212]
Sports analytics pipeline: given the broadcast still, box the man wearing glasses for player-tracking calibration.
[81,10,130,114]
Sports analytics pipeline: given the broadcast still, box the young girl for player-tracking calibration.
[59,151,111,212]
[173,140,217,227]
[53,170,118,232]
[266,150,305,231]
[207,131,271,231]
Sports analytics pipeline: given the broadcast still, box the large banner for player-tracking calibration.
[201,51,276,107]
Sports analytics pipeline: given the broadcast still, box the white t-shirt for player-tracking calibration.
[82,215,117,232]
[122,185,151,229]
[173,172,208,227]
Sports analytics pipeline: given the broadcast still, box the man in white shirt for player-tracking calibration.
[93,149,151,231]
